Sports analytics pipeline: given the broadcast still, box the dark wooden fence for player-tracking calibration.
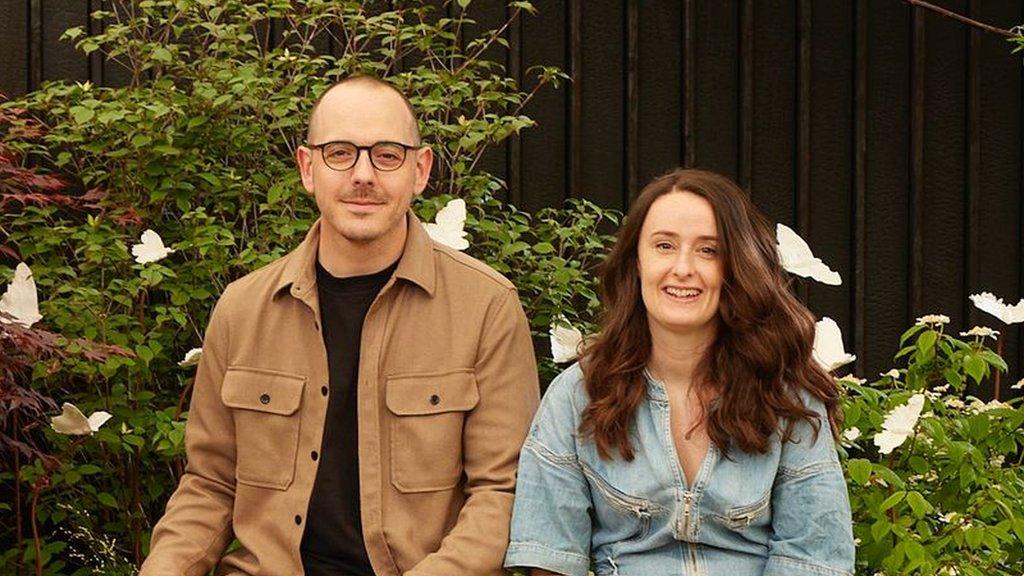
[3,1,1024,392]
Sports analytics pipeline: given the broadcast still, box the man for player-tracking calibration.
[141,76,540,576]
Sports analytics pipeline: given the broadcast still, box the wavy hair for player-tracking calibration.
[579,168,841,460]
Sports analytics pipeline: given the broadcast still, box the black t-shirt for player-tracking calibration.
[300,258,398,576]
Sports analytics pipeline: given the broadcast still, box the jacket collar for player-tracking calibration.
[274,210,437,300]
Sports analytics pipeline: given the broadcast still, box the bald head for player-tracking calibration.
[306,76,421,145]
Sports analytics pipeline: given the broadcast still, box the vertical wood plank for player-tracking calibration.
[507,1,523,207]
[682,0,695,168]
[625,0,638,203]
[87,0,102,85]
[910,6,925,319]
[568,0,581,199]
[739,0,753,191]
[854,0,868,375]
[638,0,681,183]
[0,0,29,96]
[29,0,42,90]
[693,0,739,179]
[578,0,624,210]
[796,0,811,304]
[966,0,980,329]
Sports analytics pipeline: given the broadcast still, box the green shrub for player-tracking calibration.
[1,1,611,572]
[841,317,1024,575]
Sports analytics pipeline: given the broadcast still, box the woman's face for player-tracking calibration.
[637,190,725,340]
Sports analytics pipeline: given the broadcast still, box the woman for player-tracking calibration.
[504,169,854,576]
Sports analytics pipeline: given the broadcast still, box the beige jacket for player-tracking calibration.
[141,215,540,575]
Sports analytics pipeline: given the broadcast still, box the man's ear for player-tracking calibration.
[412,146,434,196]
[296,145,315,194]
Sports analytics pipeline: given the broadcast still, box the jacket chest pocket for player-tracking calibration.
[385,370,479,493]
[221,367,306,490]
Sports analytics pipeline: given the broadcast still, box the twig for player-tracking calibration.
[902,0,1017,38]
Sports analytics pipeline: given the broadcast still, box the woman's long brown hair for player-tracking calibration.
[579,168,841,461]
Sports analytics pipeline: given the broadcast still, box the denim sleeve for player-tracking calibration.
[504,365,593,576]
[764,395,855,576]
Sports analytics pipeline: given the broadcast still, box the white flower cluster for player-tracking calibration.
[958,326,999,340]
[915,314,950,326]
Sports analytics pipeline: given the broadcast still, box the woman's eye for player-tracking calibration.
[700,246,718,255]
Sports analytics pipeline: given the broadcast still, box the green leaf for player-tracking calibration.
[152,46,173,63]
[964,354,986,384]
[879,490,906,512]
[917,329,938,353]
[871,518,891,541]
[70,106,95,123]
[97,492,119,508]
[847,458,872,485]
[905,491,932,518]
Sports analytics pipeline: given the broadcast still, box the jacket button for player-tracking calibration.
[259,393,270,404]
[429,394,440,406]
[311,450,318,461]
[321,386,328,397]
[294,514,302,525]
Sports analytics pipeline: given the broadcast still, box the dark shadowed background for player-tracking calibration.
[2,0,1023,394]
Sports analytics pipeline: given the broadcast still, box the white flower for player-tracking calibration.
[969,292,1024,325]
[933,384,950,393]
[1011,378,1024,390]
[812,317,856,372]
[775,224,841,285]
[915,314,950,326]
[50,403,112,436]
[549,319,583,364]
[0,262,43,328]
[132,229,175,264]
[945,397,965,410]
[836,374,866,386]
[842,427,861,442]
[959,326,999,339]
[937,511,957,523]
[989,454,1005,468]
[423,198,469,251]
[968,398,1009,414]
[873,394,925,454]
[178,347,203,368]
[881,369,900,380]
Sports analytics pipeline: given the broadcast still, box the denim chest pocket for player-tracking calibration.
[385,369,479,493]
[711,489,772,531]
[579,460,665,544]
[220,367,306,490]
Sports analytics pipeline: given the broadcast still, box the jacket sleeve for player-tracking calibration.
[503,367,594,576]
[764,398,855,576]
[404,287,540,576]
[140,290,236,576]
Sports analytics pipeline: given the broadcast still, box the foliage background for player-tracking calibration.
[1,1,1023,575]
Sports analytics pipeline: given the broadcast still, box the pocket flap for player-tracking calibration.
[221,367,306,416]
[385,370,479,415]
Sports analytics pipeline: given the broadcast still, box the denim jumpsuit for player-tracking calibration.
[504,363,855,576]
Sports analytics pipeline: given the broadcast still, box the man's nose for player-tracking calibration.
[350,149,377,185]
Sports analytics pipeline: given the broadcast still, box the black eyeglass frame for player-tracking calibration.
[307,140,421,172]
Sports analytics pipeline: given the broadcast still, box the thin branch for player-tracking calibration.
[902,0,1017,38]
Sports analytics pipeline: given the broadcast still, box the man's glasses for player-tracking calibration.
[308,140,419,172]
